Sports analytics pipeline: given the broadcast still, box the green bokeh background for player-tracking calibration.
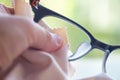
[0,0,11,7]
[0,0,120,57]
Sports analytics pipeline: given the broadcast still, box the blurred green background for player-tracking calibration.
[0,0,120,57]
[0,0,11,7]
[0,0,120,79]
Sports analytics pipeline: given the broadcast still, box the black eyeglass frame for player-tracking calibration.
[30,3,120,73]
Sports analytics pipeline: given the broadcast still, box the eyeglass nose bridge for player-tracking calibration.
[91,39,110,52]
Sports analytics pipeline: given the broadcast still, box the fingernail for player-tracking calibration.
[45,32,63,52]
[53,34,63,47]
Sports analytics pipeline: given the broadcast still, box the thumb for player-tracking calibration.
[30,21,63,52]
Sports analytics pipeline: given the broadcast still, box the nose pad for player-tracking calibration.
[69,42,92,61]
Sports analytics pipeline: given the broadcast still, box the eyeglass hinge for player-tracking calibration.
[30,0,40,7]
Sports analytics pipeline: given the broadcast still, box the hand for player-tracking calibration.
[2,46,70,80]
[0,4,62,73]
[0,0,73,80]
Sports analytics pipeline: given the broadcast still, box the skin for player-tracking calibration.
[0,4,63,78]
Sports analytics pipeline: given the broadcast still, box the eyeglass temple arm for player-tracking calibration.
[32,4,95,40]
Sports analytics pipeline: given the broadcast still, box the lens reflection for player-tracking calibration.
[106,49,120,80]
[71,49,104,79]
[69,42,92,61]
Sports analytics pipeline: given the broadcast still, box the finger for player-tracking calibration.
[14,0,33,19]
[14,0,52,32]
[13,0,63,51]
[0,16,62,72]
[30,21,63,52]
[38,20,52,32]
[22,49,68,80]
[22,50,53,66]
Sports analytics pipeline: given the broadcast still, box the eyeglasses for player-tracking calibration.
[30,1,120,80]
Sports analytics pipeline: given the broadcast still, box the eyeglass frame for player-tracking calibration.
[30,2,120,73]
